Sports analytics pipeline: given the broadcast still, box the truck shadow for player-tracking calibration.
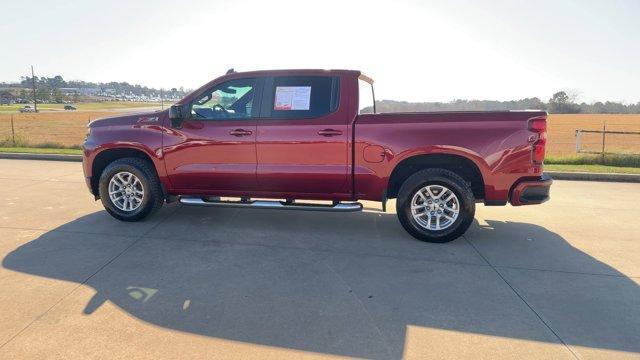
[3,207,639,358]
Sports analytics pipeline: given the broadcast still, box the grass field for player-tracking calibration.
[544,164,640,174]
[0,111,111,148]
[0,111,638,160]
[547,114,640,156]
[0,147,82,155]
[0,105,165,148]
[545,153,640,167]
[0,101,164,113]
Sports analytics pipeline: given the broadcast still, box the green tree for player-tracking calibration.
[19,89,30,101]
[548,91,581,114]
[35,87,50,102]
[52,88,64,103]
[49,75,66,90]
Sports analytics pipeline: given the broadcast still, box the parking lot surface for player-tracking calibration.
[0,159,638,359]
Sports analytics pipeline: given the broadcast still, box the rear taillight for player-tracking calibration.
[528,117,547,164]
[529,118,547,132]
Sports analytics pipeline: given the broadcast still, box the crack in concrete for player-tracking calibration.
[463,235,580,360]
[323,260,395,359]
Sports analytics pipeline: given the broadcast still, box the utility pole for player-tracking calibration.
[160,88,164,110]
[30,65,38,112]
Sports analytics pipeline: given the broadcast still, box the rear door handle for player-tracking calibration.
[229,129,253,136]
[317,129,343,137]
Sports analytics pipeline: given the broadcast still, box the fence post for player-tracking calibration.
[601,122,606,163]
[11,115,15,146]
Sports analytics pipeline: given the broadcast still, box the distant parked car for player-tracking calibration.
[19,105,37,113]
[64,105,77,110]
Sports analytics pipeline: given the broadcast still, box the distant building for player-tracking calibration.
[59,87,101,96]
[0,91,14,105]
[59,87,80,95]
[80,87,102,96]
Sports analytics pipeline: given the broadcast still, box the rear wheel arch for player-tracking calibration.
[91,147,158,196]
[386,153,486,200]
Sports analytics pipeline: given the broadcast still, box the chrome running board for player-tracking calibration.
[179,197,362,212]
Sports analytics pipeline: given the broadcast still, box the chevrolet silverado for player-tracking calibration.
[83,69,552,243]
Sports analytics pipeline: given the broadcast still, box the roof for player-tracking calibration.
[179,69,364,105]
[226,69,361,78]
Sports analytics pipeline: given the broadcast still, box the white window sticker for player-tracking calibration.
[274,86,311,110]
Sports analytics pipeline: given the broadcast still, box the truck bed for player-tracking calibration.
[352,111,546,203]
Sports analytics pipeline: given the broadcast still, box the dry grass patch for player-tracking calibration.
[0,110,150,147]
[547,114,640,156]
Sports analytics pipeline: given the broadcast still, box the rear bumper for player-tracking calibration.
[510,173,552,206]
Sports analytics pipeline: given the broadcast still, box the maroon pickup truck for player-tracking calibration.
[83,69,551,243]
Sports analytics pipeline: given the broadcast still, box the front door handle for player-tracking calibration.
[229,129,253,137]
[318,129,343,137]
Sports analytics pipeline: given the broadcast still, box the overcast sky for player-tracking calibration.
[2,0,638,103]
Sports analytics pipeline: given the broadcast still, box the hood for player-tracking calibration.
[89,109,167,128]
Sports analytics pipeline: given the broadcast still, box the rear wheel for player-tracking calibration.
[396,168,475,243]
[98,158,164,221]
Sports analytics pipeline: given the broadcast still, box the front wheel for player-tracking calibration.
[396,168,475,243]
[98,158,164,221]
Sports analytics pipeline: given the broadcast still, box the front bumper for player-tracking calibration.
[510,173,552,206]
[82,145,98,197]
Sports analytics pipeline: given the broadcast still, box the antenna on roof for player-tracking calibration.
[226,68,235,74]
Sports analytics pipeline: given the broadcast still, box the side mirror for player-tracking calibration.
[169,104,186,128]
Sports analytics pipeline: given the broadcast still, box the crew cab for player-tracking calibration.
[82,69,551,243]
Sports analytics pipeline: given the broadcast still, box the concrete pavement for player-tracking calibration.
[0,159,638,359]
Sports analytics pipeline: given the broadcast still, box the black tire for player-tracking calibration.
[396,168,475,243]
[98,157,164,221]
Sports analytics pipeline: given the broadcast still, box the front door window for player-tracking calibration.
[191,79,255,120]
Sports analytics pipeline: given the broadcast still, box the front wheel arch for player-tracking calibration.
[91,147,157,197]
[98,157,164,221]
